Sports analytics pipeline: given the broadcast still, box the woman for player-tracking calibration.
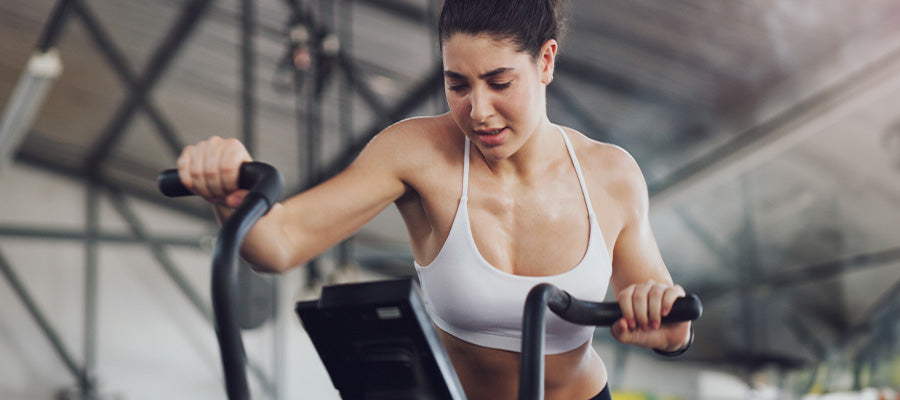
[176,0,692,398]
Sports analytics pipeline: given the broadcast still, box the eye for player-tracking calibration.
[448,83,469,93]
[490,81,512,90]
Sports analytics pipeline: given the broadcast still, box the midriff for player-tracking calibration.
[437,328,608,400]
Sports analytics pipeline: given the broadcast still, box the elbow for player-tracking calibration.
[247,261,289,274]
[243,251,313,275]
[241,251,294,274]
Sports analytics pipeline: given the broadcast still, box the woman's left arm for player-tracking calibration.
[605,147,692,353]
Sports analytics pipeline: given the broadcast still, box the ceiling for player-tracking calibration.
[2,0,900,374]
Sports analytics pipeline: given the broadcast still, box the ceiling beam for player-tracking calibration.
[556,57,686,113]
[354,0,430,25]
[84,0,214,171]
[697,245,900,302]
[16,147,212,220]
[648,45,900,211]
[0,225,203,247]
[73,2,185,159]
[36,0,77,52]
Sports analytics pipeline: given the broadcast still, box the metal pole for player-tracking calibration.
[36,0,77,52]
[83,179,100,395]
[241,0,256,155]
[0,225,203,247]
[738,177,761,356]
[338,0,353,146]
[428,0,443,114]
[305,1,321,191]
[335,0,355,268]
[0,248,87,386]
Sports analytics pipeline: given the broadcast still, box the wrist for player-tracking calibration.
[653,325,693,357]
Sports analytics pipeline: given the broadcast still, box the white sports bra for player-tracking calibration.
[415,126,612,355]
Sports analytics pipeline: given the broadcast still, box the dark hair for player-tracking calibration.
[438,0,568,59]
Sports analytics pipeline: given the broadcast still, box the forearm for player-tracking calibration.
[233,202,327,274]
[209,202,300,273]
[231,187,396,273]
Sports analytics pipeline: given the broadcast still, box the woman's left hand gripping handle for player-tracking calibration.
[173,136,254,208]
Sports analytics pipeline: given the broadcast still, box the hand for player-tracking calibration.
[176,136,253,208]
[611,280,691,351]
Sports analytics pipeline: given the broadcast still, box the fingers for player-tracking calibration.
[632,283,652,330]
[617,281,685,331]
[661,284,686,317]
[190,141,213,200]
[177,144,195,195]
[175,136,252,204]
[610,318,633,344]
[204,136,227,200]
[614,281,688,349]
[616,285,636,331]
[220,139,250,193]
[647,282,665,330]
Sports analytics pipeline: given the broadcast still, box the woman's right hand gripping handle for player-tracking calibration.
[177,136,254,214]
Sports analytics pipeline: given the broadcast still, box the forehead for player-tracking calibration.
[441,33,531,74]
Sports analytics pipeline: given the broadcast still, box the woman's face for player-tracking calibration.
[442,34,556,160]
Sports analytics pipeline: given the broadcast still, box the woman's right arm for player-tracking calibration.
[176,125,414,273]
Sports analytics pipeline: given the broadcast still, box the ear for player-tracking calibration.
[539,39,558,85]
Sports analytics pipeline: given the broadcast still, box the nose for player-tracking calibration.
[469,87,493,123]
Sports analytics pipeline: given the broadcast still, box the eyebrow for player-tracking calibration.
[444,67,514,80]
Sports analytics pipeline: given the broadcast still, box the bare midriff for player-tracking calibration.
[437,328,608,400]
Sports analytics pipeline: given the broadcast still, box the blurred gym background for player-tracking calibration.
[1,0,899,399]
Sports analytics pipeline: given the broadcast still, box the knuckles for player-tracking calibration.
[177,136,251,200]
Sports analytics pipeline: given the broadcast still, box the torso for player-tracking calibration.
[393,114,628,400]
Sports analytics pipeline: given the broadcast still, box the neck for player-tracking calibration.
[479,118,562,179]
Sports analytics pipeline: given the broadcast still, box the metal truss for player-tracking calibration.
[2,0,450,398]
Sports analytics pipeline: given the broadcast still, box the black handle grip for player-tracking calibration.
[157,162,284,210]
[663,293,702,323]
[157,169,193,197]
[549,292,702,327]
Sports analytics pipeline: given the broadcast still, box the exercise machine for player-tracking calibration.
[158,162,702,400]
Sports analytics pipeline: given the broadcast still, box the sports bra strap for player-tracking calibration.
[462,137,470,199]
[558,126,596,217]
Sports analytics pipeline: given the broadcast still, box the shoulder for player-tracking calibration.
[561,127,644,184]
[357,114,463,178]
[372,114,459,151]
[561,127,649,217]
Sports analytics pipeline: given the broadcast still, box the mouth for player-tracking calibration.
[472,127,508,146]
[475,127,506,136]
